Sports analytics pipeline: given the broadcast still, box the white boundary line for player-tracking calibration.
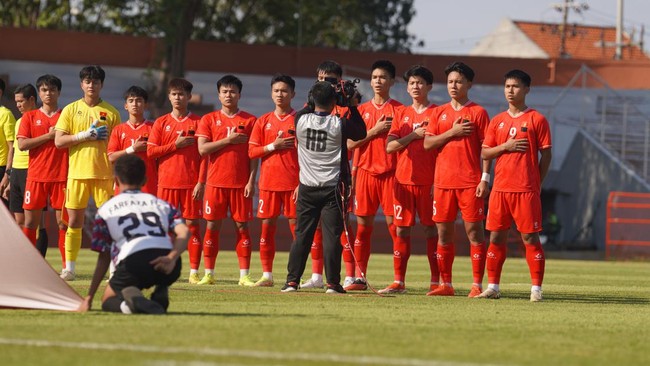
[0,338,496,366]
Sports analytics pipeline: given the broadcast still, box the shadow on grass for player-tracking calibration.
[506,291,649,305]
[167,312,307,317]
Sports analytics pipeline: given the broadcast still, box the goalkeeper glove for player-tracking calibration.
[74,120,108,141]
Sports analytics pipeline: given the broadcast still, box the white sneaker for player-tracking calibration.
[60,269,76,281]
[476,288,501,299]
[300,278,324,289]
[343,277,355,288]
[530,289,543,302]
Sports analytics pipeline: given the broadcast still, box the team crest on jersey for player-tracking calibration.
[521,122,528,132]
[404,116,410,122]
[498,122,505,129]
[121,132,126,140]
[165,125,171,131]
[265,123,272,130]
[216,120,222,126]
[441,113,447,121]
[36,119,42,126]
[364,112,370,120]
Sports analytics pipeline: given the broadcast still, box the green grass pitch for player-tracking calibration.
[0,249,648,366]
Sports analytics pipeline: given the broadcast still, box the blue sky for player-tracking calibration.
[408,0,649,55]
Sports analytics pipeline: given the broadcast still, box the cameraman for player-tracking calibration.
[282,81,366,293]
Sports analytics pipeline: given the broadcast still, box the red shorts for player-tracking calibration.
[257,190,296,219]
[23,181,66,210]
[203,186,253,222]
[393,183,434,227]
[486,191,542,234]
[433,187,485,223]
[354,169,394,217]
[158,187,202,219]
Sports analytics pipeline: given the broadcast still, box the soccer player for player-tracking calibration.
[55,65,122,281]
[478,69,552,302]
[108,86,157,195]
[346,60,403,291]
[17,75,68,267]
[248,74,298,287]
[5,84,37,228]
[147,78,205,284]
[282,81,366,293]
[79,154,188,314]
[423,61,490,297]
[196,75,257,286]
[0,78,16,208]
[301,60,359,289]
[380,65,439,294]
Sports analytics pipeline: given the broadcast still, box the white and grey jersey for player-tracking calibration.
[296,112,344,187]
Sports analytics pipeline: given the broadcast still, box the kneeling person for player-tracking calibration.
[79,154,189,314]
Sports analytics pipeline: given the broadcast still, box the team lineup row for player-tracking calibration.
[0,59,551,313]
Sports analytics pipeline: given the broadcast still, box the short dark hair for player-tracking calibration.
[14,83,37,100]
[403,65,433,85]
[444,61,475,82]
[114,154,146,186]
[310,81,336,108]
[217,74,243,93]
[123,85,149,102]
[371,60,396,79]
[79,65,105,83]
[271,74,295,91]
[504,69,532,87]
[316,60,343,78]
[36,74,62,92]
[168,78,193,94]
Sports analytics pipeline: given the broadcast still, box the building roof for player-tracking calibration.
[513,20,648,60]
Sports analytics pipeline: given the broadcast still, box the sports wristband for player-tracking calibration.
[125,146,136,154]
[266,143,276,152]
[481,172,491,183]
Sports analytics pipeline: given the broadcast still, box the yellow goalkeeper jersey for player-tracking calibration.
[55,99,121,179]
[0,106,16,167]
[12,118,29,169]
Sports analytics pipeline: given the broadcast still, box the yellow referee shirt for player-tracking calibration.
[55,99,121,179]
[12,118,29,169]
[0,106,16,167]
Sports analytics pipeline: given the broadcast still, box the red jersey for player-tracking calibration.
[425,101,489,189]
[483,108,552,193]
[108,121,158,194]
[388,104,437,186]
[197,110,256,188]
[147,113,204,189]
[249,110,299,191]
[17,108,68,182]
[355,99,403,175]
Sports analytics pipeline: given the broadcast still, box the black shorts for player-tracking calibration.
[9,168,27,213]
[109,248,182,294]
[0,166,7,208]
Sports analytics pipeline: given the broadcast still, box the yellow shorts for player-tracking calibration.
[65,178,113,209]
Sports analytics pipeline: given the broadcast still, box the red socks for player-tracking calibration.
[236,227,252,271]
[259,223,276,272]
[310,227,323,275]
[470,242,487,285]
[341,227,355,277]
[23,227,37,246]
[426,236,439,283]
[486,243,507,284]
[525,242,545,286]
[58,229,66,269]
[188,224,202,270]
[437,243,455,284]
[354,224,373,277]
[393,236,411,282]
[202,229,219,270]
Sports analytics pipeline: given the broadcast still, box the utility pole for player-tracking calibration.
[553,0,589,58]
[615,0,624,60]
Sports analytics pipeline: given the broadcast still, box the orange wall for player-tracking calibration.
[3,26,650,89]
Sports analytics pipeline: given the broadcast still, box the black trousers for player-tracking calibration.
[286,184,344,285]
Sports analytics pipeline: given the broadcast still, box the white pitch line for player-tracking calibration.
[0,338,499,366]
